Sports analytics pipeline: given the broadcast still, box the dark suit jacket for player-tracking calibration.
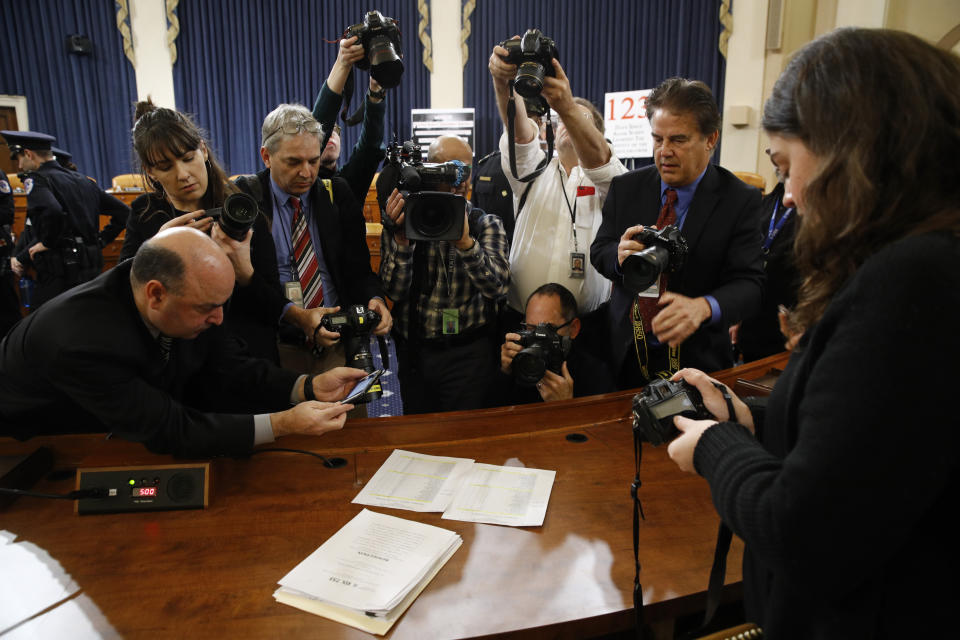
[0,260,300,457]
[234,170,384,311]
[120,192,287,363]
[591,163,764,375]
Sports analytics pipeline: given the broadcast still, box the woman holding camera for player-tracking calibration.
[666,29,960,637]
[123,101,327,364]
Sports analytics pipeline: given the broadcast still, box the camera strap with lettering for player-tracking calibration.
[631,297,680,381]
[506,83,554,183]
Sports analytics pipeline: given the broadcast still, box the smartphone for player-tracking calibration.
[339,369,385,405]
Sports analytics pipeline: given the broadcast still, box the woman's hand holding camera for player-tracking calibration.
[210,222,254,286]
[285,305,342,348]
[159,209,214,234]
[666,368,755,474]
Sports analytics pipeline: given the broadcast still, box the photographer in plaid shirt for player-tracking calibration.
[380,136,509,414]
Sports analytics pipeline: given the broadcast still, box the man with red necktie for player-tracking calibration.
[591,78,765,389]
[236,104,391,375]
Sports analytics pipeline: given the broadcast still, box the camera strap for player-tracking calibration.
[630,297,680,381]
[630,427,651,639]
[631,387,736,640]
[506,83,554,183]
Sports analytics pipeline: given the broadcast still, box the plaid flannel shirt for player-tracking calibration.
[379,208,509,340]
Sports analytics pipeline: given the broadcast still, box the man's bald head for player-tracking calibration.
[427,136,472,165]
[131,227,235,339]
[427,136,473,196]
[132,227,232,292]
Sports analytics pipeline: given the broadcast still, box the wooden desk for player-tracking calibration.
[0,354,788,638]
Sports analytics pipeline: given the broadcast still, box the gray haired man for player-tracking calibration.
[235,104,391,374]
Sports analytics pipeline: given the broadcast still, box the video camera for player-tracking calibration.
[205,192,259,241]
[498,29,559,98]
[622,225,688,293]
[377,140,470,242]
[511,322,572,386]
[344,10,404,89]
[631,379,712,446]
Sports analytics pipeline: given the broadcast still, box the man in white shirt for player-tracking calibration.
[489,41,626,315]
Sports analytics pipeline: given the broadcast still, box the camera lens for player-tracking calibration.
[367,35,404,88]
[622,245,670,293]
[217,192,259,241]
[404,192,466,242]
[513,344,548,386]
[414,202,453,237]
[514,61,546,98]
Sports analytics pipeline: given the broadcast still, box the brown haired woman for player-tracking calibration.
[123,101,326,365]
[665,29,960,637]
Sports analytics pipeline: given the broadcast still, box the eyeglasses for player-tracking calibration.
[520,319,573,333]
[265,117,322,142]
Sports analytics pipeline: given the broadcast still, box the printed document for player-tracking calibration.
[276,509,461,621]
[352,449,474,512]
[441,463,556,527]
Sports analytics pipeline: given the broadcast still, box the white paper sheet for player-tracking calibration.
[441,463,556,527]
[352,449,475,512]
[0,538,80,632]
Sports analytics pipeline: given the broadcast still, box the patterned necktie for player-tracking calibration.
[632,188,679,333]
[289,197,324,309]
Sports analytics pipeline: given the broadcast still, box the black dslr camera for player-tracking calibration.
[205,192,259,241]
[498,29,559,98]
[320,304,382,403]
[632,379,711,446]
[344,10,404,89]
[377,140,470,242]
[511,323,572,386]
[622,225,689,293]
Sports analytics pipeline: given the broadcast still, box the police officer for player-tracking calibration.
[471,96,548,247]
[0,168,19,335]
[51,146,80,172]
[1,130,129,309]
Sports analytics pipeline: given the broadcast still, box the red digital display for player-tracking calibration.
[132,486,158,498]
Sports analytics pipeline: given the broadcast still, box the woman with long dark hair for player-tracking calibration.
[666,28,960,637]
[123,100,325,364]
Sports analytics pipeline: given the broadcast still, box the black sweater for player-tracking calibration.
[694,231,960,637]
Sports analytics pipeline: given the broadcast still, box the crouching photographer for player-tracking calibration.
[378,135,509,414]
[493,283,613,405]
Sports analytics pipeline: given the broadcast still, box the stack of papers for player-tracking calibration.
[353,449,556,527]
[274,509,461,635]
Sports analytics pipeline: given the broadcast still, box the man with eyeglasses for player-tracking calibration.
[379,135,509,414]
[235,104,391,375]
[494,282,614,405]
[488,42,627,322]
[311,35,387,203]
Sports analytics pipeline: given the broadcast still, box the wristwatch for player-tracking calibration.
[367,87,386,101]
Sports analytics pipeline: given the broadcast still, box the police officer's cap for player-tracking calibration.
[1,130,56,160]
[51,146,72,161]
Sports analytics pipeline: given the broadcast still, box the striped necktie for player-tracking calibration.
[289,197,324,309]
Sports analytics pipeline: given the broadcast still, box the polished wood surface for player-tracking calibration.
[0,354,788,638]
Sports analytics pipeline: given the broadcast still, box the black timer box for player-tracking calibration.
[75,462,209,515]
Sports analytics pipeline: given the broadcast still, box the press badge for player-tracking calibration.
[637,276,662,298]
[284,281,304,307]
[441,308,460,334]
[569,252,586,279]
